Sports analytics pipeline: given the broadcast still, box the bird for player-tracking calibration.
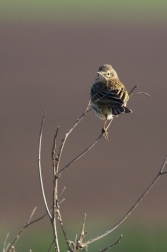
[90,64,132,136]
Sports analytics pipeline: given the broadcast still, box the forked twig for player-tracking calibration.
[55,101,91,175]
[56,120,113,177]
[76,213,87,250]
[38,111,52,220]
[129,85,150,98]
[6,208,37,252]
[51,102,91,251]
[83,155,167,246]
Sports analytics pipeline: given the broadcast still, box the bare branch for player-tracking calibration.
[128,85,138,96]
[78,213,87,244]
[48,240,54,252]
[59,198,65,205]
[59,186,66,198]
[57,204,71,251]
[99,234,122,252]
[83,155,167,246]
[52,126,60,175]
[51,103,91,251]
[6,208,37,252]
[76,213,88,250]
[52,175,60,252]
[128,85,150,98]
[38,111,52,219]
[130,92,151,98]
[55,101,91,175]
[56,120,112,177]
[3,233,9,252]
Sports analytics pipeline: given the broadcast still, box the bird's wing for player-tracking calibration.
[91,88,128,108]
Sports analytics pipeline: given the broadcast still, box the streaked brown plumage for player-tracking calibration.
[90,64,132,133]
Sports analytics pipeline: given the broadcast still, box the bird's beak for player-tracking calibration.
[97,71,103,76]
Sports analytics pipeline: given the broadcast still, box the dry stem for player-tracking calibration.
[99,235,122,252]
[56,120,112,177]
[5,208,37,252]
[38,110,52,220]
[83,155,167,246]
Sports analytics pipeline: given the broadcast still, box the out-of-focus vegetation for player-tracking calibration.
[0,0,167,24]
[1,223,167,251]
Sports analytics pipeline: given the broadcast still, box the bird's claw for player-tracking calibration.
[102,128,109,139]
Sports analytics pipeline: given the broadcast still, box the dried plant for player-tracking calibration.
[3,96,167,252]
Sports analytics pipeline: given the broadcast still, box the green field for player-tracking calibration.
[0,0,167,24]
[1,222,167,251]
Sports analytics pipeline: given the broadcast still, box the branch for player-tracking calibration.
[99,234,122,252]
[128,85,138,96]
[56,120,113,177]
[3,233,9,252]
[52,126,60,175]
[6,208,37,252]
[76,213,87,250]
[51,103,91,251]
[57,203,72,252]
[130,92,151,98]
[55,101,91,175]
[83,155,167,246]
[38,111,52,219]
[128,85,151,98]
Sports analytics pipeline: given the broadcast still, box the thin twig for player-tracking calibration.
[59,198,65,205]
[55,101,91,175]
[83,155,167,246]
[130,92,151,97]
[57,205,71,251]
[128,85,150,98]
[51,126,60,251]
[128,85,138,96]
[52,126,60,175]
[3,233,9,252]
[48,240,54,252]
[38,111,52,219]
[51,103,91,251]
[78,213,87,244]
[99,234,122,252]
[52,172,60,252]
[28,211,48,226]
[56,120,112,177]
[6,208,37,252]
[59,186,66,198]
[76,213,87,250]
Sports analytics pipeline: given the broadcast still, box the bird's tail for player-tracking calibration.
[112,106,132,116]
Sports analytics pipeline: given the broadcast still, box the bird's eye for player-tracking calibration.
[107,72,110,76]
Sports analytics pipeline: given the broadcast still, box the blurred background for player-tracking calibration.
[0,1,167,251]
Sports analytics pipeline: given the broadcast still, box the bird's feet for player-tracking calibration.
[102,128,109,139]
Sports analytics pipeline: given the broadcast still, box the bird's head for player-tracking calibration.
[96,64,118,82]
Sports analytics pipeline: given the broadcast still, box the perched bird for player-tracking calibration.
[90,64,132,134]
